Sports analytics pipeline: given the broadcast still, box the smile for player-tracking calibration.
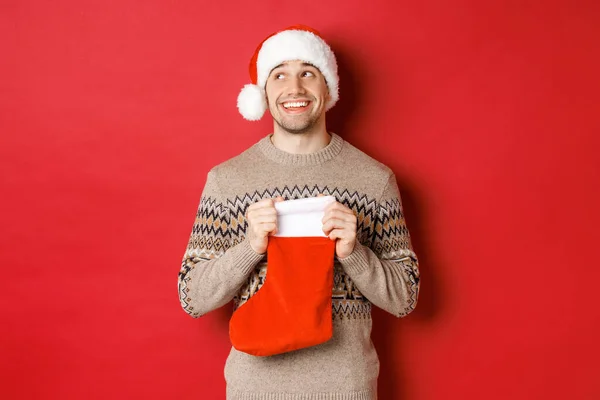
[282,101,310,109]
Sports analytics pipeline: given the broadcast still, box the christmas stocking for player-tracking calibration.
[229,196,336,357]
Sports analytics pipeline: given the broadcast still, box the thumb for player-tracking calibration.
[274,196,285,202]
[317,193,324,197]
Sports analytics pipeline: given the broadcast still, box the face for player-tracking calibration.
[264,60,331,134]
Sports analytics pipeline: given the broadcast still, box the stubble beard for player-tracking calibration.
[274,113,319,134]
[271,101,321,135]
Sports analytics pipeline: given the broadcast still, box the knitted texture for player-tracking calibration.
[178,133,420,400]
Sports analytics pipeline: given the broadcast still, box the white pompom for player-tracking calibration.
[237,84,267,121]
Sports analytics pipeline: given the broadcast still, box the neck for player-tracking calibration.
[270,117,331,154]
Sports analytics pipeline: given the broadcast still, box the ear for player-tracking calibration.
[323,77,332,102]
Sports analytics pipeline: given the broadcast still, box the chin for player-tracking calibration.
[278,122,316,135]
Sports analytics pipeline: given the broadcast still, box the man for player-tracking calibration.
[178,25,420,400]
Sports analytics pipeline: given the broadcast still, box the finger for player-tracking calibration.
[322,212,356,227]
[325,202,350,214]
[274,196,284,202]
[325,202,354,214]
[327,229,340,240]
[323,219,356,230]
[246,201,272,217]
[249,215,278,226]
[327,228,356,242]
[322,219,355,234]
[324,208,356,221]
[268,225,279,236]
[259,222,278,234]
[327,229,346,241]
[249,198,277,209]
[252,221,278,234]
[248,207,277,217]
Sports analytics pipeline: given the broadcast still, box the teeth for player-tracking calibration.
[283,101,308,109]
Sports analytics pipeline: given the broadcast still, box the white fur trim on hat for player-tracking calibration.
[237,84,267,121]
[256,30,339,111]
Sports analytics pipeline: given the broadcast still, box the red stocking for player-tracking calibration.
[229,196,336,356]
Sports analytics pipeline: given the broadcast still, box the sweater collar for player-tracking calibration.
[257,132,344,166]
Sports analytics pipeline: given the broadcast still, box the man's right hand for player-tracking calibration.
[246,197,284,254]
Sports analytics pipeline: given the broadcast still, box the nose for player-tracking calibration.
[287,76,306,96]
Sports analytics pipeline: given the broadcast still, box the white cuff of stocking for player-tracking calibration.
[274,196,336,237]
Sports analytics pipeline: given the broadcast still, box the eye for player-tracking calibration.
[302,71,315,77]
[274,73,285,80]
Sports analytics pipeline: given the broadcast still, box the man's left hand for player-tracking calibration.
[321,200,357,259]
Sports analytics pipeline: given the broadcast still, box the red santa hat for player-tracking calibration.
[237,25,340,121]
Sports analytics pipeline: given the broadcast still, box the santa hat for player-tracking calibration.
[237,25,339,121]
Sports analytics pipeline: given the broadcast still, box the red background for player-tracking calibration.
[2,1,599,399]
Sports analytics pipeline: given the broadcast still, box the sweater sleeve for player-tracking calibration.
[178,169,265,318]
[337,173,420,318]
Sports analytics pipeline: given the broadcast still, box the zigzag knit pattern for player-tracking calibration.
[179,185,419,320]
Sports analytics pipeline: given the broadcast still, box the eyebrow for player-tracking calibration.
[272,62,316,70]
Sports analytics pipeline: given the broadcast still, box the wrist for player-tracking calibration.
[249,238,267,255]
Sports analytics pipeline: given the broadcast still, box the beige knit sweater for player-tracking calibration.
[178,133,420,400]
